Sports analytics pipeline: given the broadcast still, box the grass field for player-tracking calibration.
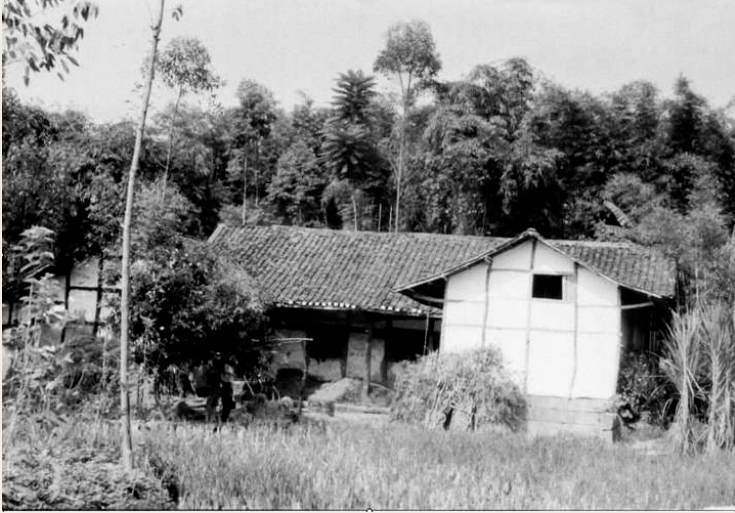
[137,416,735,510]
[3,411,734,509]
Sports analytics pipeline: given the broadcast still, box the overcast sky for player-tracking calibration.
[4,0,734,123]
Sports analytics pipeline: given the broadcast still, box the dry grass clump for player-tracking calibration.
[662,302,735,452]
[390,347,525,431]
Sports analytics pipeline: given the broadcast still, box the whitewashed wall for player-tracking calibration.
[271,328,386,383]
[55,258,99,322]
[441,239,621,400]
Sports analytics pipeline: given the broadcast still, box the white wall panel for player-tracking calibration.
[487,329,527,383]
[578,306,620,334]
[67,290,98,322]
[526,331,574,396]
[530,301,575,331]
[577,267,617,306]
[445,263,488,301]
[487,270,530,299]
[533,244,574,274]
[491,241,533,270]
[571,333,619,399]
[441,324,482,353]
[487,297,528,329]
[444,300,486,327]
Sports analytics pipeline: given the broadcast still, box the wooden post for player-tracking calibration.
[480,260,492,349]
[363,321,374,403]
[92,255,105,337]
[380,318,392,384]
[299,338,309,416]
[60,268,72,344]
[428,317,437,351]
[568,263,579,398]
[341,313,351,378]
[524,239,538,394]
[423,312,431,355]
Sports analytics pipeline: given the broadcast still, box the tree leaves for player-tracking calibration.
[156,36,220,94]
[373,20,442,93]
[2,0,98,85]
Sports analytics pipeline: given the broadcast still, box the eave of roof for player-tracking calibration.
[396,228,674,302]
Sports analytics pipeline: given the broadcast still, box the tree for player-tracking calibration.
[229,79,277,223]
[667,76,707,156]
[1,103,129,292]
[119,0,165,471]
[321,70,388,230]
[151,103,230,236]
[2,0,98,85]
[129,241,265,419]
[267,140,328,226]
[374,20,441,231]
[291,93,330,153]
[155,36,220,198]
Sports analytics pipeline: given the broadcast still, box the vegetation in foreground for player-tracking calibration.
[2,415,173,510]
[4,414,734,511]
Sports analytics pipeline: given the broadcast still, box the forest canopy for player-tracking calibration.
[3,29,734,305]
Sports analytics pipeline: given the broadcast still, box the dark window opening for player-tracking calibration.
[306,325,348,361]
[532,274,563,300]
[385,327,433,362]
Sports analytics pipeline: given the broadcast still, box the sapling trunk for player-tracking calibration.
[119,0,165,472]
[161,84,183,201]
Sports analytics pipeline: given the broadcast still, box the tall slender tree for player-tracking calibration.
[155,36,220,199]
[374,20,441,231]
[119,0,165,471]
[230,79,276,224]
[321,70,387,230]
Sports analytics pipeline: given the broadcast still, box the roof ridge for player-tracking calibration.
[220,222,509,242]
[217,222,653,249]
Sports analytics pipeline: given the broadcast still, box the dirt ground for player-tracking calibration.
[304,409,390,428]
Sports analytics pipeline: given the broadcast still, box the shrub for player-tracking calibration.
[390,347,525,431]
[617,352,676,425]
[2,417,173,510]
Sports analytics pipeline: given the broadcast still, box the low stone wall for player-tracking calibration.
[525,395,620,442]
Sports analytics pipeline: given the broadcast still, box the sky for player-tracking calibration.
[4,0,735,123]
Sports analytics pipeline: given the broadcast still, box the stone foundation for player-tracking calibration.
[525,395,620,442]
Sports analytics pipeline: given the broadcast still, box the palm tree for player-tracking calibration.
[320,71,387,230]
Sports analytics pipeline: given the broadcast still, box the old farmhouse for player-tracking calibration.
[209,223,676,429]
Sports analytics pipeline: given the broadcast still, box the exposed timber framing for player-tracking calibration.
[524,238,538,394]
[568,263,580,399]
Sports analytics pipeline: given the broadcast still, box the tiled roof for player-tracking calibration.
[554,240,674,298]
[208,224,676,316]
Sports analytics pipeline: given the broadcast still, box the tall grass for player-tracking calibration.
[661,308,706,452]
[702,303,735,452]
[2,415,172,510]
[139,420,735,510]
[662,302,735,453]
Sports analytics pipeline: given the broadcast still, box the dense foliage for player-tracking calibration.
[5,19,733,264]
[5,56,733,262]
[127,240,266,394]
